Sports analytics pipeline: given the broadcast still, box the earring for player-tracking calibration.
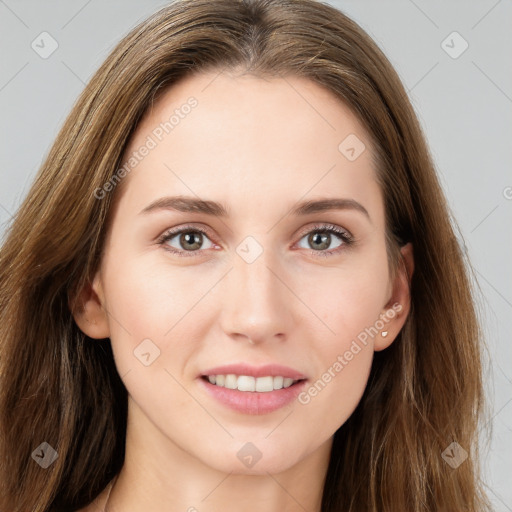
[381,331,388,337]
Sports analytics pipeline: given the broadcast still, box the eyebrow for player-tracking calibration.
[139,195,371,221]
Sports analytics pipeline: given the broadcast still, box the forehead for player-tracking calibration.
[115,70,381,222]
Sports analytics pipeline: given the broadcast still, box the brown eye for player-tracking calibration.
[159,227,216,257]
[296,224,354,257]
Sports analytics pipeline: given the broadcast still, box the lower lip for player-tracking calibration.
[199,377,308,415]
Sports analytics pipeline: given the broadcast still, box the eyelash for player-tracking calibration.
[157,223,355,258]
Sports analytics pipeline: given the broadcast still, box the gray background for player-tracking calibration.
[1,0,511,509]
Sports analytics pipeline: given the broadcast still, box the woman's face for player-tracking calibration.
[77,70,412,475]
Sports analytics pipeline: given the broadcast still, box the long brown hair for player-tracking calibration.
[0,1,492,510]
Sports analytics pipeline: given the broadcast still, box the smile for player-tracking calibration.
[203,374,302,392]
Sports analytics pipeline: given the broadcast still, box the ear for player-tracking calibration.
[374,242,414,351]
[70,271,111,339]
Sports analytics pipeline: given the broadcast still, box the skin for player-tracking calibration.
[74,69,414,512]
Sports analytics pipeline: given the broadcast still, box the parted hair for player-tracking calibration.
[0,0,492,510]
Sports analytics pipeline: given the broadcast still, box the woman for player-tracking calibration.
[0,0,492,511]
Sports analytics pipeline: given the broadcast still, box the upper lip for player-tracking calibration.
[200,363,307,380]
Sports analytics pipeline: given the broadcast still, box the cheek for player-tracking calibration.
[294,250,388,421]
[297,282,381,435]
[103,252,200,334]
[300,251,389,347]
[297,343,373,446]
[100,254,186,372]
[101,250,228,382]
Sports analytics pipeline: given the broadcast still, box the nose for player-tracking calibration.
[218,246,294,345]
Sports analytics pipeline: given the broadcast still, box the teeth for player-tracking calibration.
[225,374,237,389]
[205,374,300,392]
[283,377,294,388]
[255,376,273,392]
[273,376,284,389]
[238,375,255,392]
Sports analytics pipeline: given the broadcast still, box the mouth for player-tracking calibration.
[198,364,309,414]
[200,374,306,392]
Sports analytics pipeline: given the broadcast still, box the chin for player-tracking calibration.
[201,442,304,476]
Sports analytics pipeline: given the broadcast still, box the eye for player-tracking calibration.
[157,223,354,259]
[295,223,354,257]
[157,226,217,257]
